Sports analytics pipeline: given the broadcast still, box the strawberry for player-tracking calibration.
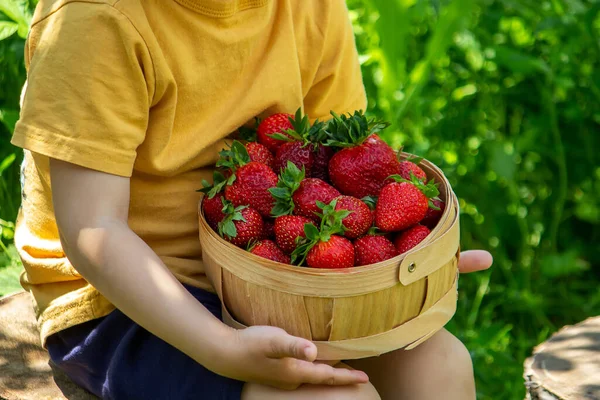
[421,198,445,229]
[292,178,340,222]
[224,162,277,217]
[325,111,399,198]
[274,141,314,175]
[249,240,291,264]
[218,201,264,248]
[202,194,226,231]
[274,215,314,254]
[246,142,274,169]
[214,141,278,217]
[375,175,440,232]
[362,196,378,226]
[398,159,427,181]
[270,162,339,222]
[273,109,327,176]
[354,235,398,266]
[311,144,334,181]
[263,218,275,239]
[306,235,355,269]
[199,170,236,231]
[334,196,372,239]
[257,113,294,153]
[292,200,354,268]
[394,225,431,254]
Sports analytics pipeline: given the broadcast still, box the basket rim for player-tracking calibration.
[198,152,456,277]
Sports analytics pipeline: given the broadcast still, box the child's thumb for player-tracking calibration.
[265,330,317,361]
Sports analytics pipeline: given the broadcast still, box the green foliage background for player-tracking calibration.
[1,0,599,398]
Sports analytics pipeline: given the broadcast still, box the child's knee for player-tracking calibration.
[242,381,380,400]
[419,329,474,383]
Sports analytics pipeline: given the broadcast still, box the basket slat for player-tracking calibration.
[223,270,313,339]
[328,277,427,341]
[303,297,333,341]
[421,259,458,313]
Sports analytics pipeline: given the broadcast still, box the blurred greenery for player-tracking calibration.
[1,0,599,399]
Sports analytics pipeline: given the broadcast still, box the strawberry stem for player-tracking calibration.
[269,161,305,217]
[323,110,390,148]
[386,173,440,200]
[198,170,236,198]
[216,140,251,172]
[289,199,350,266]
[217,198,247,239]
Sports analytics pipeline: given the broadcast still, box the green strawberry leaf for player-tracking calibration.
[268,132,296,142]
[361,196,378,210]
[323,110,390,148]
[219,220,238,238]
[197,170,231,197]
[407,155,424,164]
[269,161,306,217]
[216,140,251,171]
[304,223,320,241]
[238,125,257,142]
[428,200,441,211]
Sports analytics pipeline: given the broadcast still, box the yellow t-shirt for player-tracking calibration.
[11,0,366,346]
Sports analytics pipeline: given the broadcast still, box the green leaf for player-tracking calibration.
[0,109,20,133]
[220,220,238,238]
[491,46,551,77]
[0,0,31,38]
[268,187,289,198]
[540,251,589,278]
[0,21,18,40]
[0,153,15,175]
[304,223,320,241]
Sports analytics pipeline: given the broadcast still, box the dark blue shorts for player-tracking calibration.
[46,285,245,400]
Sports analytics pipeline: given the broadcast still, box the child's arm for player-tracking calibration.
[49,159,367,389]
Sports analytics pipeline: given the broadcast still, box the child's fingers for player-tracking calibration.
[264,330,317,361]
[457,250,493,273]
[293,361,369,386]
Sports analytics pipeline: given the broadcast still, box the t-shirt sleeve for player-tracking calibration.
[303,0,367,120]
[11,2,154,177]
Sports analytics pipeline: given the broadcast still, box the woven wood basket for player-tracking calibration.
[198,153,460,360]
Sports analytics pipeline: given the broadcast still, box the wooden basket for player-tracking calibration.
[198,153,460,360]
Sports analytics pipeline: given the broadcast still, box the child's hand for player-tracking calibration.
[212,325,369,390]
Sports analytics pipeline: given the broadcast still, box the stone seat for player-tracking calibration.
[0,291,96,400]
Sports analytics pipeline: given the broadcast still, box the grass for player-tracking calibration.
[0,244,24,296]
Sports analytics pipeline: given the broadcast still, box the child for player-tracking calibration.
[12,0,492,398]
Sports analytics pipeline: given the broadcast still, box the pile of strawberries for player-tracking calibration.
[201,109,445,269]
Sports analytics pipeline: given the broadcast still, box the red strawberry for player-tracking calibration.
[257,113,294,153]
[354,235,398,266]
[249,240,291,264]
[334,196,372,239]
[263,218,275,239]
[274,215,314,254]
[274,141,314,175]
[306,235,355,269]
[218,203,264,248]
[202,194,226,231]
[292,178,340,222]
[394,225,431,254]
[375,176,440,232]
[399,160,427,181]
[225,162,278,217]
[311,144,333,181]
[325,111,399,198]
[421,198,445,229]
[246,142,274,169]
[270,163,340,222]
[272,109,327,176]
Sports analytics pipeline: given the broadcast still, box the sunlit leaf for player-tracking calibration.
[0,21,17,40]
